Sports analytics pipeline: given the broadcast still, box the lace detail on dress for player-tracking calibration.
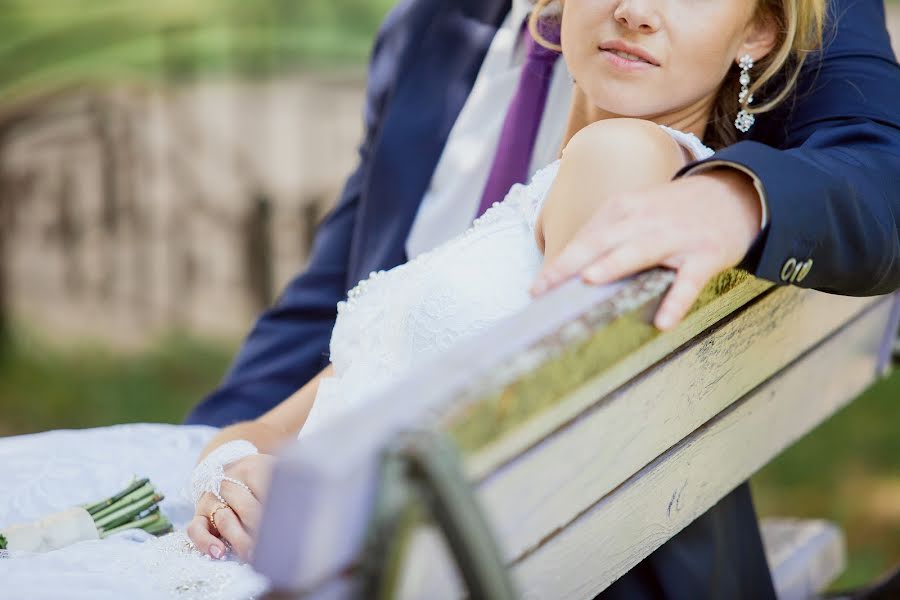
[521,161,562,232]
[303,125,713,436]
[658,125,715,161]
[302,170,550,435]
[109,532,268,600]
[0,424,269,599]
[189,440,259,505]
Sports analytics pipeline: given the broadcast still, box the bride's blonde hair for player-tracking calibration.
[529,0,827,148]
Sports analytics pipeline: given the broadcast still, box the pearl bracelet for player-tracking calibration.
[189,440,259,505]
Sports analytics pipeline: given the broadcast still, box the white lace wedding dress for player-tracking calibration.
[0,127,711,599]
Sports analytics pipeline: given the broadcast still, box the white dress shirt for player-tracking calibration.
[405,0,572,259]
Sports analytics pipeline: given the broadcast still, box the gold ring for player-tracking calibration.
[208,501,230,533]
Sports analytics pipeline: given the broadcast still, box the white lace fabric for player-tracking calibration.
[302,125,712,435]
[0,424,268,600]
[0,126,712,598]
[189,440,259,505]
[302,161,559,436]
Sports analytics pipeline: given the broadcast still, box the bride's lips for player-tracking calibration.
[598,40,660,71]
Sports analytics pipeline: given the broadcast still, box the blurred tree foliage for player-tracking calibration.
[0,0,396,106]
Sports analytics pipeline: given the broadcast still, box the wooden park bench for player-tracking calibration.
[251,268,900,599]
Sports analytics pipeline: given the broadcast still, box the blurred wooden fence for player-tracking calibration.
[0,73,365,345]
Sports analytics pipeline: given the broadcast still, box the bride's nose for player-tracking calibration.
[613,0,662,33]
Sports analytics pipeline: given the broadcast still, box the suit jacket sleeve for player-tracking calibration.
[680,0,900,296]
[185,6,412,426]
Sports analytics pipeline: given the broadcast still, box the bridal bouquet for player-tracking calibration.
[0,478,172,552]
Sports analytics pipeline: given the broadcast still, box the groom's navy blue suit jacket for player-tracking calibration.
[187,0,899,596]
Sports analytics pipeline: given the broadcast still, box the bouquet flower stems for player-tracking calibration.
[0,477,172,552]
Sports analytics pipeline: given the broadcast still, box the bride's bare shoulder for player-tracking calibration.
[563,118,687,169]
[535,118,688,259]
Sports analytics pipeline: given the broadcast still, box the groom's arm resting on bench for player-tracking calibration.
[535,0,900,326]
[681,0,900,297]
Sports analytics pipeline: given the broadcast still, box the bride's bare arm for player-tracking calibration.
[195,364,334,462]
[535,118,688,262]
[188,365,334,560]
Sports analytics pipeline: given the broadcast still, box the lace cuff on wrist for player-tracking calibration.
[189,440,259,505]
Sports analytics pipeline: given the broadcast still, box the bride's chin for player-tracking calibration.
[581,96,657,121]
[576,82,673,120]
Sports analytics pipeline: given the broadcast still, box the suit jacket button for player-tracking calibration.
[796,259,813,283]
[780,258,798,282]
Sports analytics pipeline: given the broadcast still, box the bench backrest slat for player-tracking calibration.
[395,295,890,598]
[253,270,895,597]
[470,289,879,565]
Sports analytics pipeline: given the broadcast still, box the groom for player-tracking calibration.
[187,0,900,597]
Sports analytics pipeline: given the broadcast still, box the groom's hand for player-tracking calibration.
[187,453,275,561]
[531,169,763,330]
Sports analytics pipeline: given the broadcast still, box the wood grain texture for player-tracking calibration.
[509,297,892,599]
[471,289,878,562]
[390,518,850,600]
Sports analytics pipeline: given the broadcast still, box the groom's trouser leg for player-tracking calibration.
[594,482,776,600]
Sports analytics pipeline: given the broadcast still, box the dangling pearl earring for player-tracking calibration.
[735,54,755,133]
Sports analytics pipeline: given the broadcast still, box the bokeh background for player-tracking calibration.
[0,0,897,590]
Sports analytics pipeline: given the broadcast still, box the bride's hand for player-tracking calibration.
[187,453,276,561]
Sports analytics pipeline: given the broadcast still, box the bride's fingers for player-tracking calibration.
[212,506,255,562]
[221,480,262,535]
[186,514,227,560]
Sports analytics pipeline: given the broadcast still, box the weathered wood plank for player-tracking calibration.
[762,518,847,600]
[472,289,878,562]
[509,296,891,599]
[255,270,761,591]
[391,518,851,600]
[441,270,771,460]
[253,272,881,595]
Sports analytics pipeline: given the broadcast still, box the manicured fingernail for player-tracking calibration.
[210,545,223,559]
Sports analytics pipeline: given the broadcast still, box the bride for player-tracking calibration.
[0,0,824,596]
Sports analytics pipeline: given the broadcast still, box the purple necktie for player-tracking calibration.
[476,20,561,217]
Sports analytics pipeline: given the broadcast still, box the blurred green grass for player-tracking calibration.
[752,368,900,590]
[0,331,897,589]
[0,331,235,434]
